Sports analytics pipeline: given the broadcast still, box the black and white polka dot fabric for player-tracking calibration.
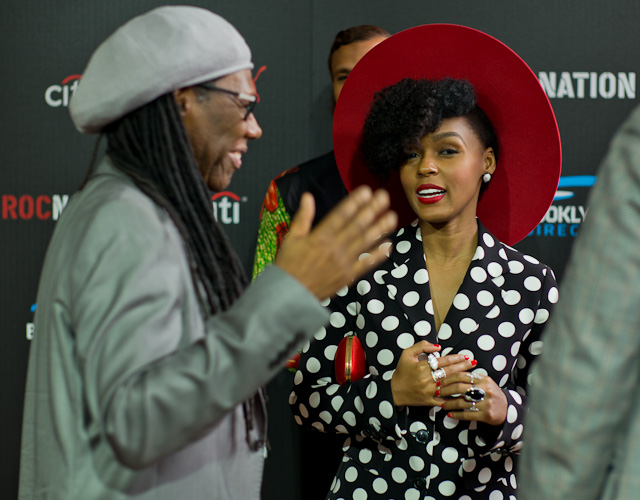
[290,220,557,500]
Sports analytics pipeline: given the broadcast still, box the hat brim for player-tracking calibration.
[333,24,561,246]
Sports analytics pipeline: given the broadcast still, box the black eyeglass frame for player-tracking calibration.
[197,82,257,120]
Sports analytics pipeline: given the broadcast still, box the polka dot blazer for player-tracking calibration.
[290,220,558,500]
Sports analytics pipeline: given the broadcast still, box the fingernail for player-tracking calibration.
[447,413,452,418]
[471,360,477,366]
[435,390,440,396]
[464,355,469,360]
[436,381,441,387]
[433,344,441,348]
[441,403,445,409]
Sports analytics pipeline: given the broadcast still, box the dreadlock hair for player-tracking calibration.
[102,92,247,316]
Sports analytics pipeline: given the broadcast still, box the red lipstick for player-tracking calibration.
[416,184,446,204]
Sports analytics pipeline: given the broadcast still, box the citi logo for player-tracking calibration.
[2,194,70,220]
[539,71,635,99]
[45,74,81,107]
[211,191,247,224]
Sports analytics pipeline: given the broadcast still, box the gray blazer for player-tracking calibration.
[520,104,640,500]
[19,158,329,499]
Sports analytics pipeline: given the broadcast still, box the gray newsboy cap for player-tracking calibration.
[69,5,253,134]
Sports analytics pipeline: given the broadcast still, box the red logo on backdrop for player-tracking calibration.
[211,191,246,225]
[2,194,70,220]
[45,74,82,108]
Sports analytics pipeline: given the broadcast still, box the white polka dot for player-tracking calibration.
[367,299,385,314]
[483,233,496,247]
[357,280,371,296]
[524,276,542,291]
[463,458,476,472]
[498,322,516,337]
[473,247,486,260]
[379,401,394,419]
[391,264,409,278]
[366,331,378,348]
[306,357,321,373]
[359,448,372,463]
[498,248,508,260]
[373,270,387,284]
[479,467,492,483]
[519,308,535,324]
[425,300,434,315]
[414,320,431,336]
[409,455,425,471]
[353,487,368,500]
[354,396,364,414]
[330,312,346,328]
[397,437,408,450]
[382,370,394,381]
[460,318,479,334]
[438,480,456,496]
[477,290,494,306]
[409,421,427,433]
[490,491,504,500]
[336,285,349,297]
[381,316,400,331]
[443,413,459,429]
[299,403,308,418]
[314,327,327,340]
[548,287,559,303]
[379,241,393,254]
[311,421,324,432]
[324,345,337,361]
[377,349,395,366]
[502,290,521,305]
[508,261,525,274]
[529,341,544,355]
[414,268,429,284]
[397,333,415,349]
[493,276,505,287]
[396,240,411,254]
[499,373,509,386]
[505,456,514,472]
[493,355,507,371]
[488,262,503,277]
[392,467,407,483]
[507,405,518,424]
[453,293,471,310]
[438,323,453,340]
[320,411,332,424]
[441,447,459,464]
[403,291,420,307]
[512,424,524,440]
[344,411,356,426]
[470,267,487,283]
[458,429,469,445]
[509,390,523,405]
[331,396,344,412]
[345,466,358,482]
[326,384,339,396]
[510,341,521,357]
[309,392,320,408]
[477,335,496,351]
[429,462,440,479]
[534,308,550,324]
[356,314,365,329]
[373,477,388,494]
[366,381,378,399]
[487,305,501,318]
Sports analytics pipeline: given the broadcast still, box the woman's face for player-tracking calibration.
[399,116,496,228]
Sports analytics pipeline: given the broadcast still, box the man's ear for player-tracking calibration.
[173,88,193,116]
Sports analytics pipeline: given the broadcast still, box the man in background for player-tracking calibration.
[520,104,640,500]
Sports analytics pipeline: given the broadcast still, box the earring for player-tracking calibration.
[482,173,492,183]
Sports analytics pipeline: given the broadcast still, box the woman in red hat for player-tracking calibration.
[290,25,561,500]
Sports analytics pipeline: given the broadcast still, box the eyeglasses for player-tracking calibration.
[198,82,258,120]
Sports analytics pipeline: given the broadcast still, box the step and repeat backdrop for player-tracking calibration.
[1,0,638,498]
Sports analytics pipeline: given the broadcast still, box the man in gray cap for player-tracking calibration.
[18,6,396,500]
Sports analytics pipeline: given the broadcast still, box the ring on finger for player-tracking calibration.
[464,386,485,402]
[469,372,484,385]
[468,401,480,412]
[427,353,439,371]
[432,368,446,382]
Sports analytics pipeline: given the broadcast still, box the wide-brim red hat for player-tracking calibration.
[333,24,561,245]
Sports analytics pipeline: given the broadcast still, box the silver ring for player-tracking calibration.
[464,386,485,402]
[469,372,484,384]
[427,353,439,371]
[432,368,446,382]
[468,401,480,412]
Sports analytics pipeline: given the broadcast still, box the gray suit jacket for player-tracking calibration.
[520,104,640,500]
[19,158,329,499]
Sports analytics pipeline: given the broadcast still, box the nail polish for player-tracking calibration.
[433,344,441,349]
[440,403,445,409]
[447,413,452,418]
[436,381,441,387]
[471,360,477,366]
[435,390,440,396]
[464,355,469,360]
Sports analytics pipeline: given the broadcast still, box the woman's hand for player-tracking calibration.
[390,341,476,407]
[439,370,508,426]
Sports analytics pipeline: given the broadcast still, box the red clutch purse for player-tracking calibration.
[334,335,366,385]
